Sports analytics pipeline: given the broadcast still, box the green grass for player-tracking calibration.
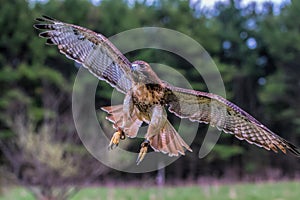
[1,181,299,200]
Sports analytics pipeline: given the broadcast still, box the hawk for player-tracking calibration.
[34,16,300,164]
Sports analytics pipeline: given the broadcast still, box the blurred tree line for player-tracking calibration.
[0,0,299,197]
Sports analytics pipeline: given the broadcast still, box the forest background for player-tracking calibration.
[0,0,299,199]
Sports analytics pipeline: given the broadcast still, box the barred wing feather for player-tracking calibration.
[34,16,133,93]
[165,83,300,157]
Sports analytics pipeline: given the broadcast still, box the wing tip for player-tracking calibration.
[233,132,300,157]
[38,31,51,38]
[46,38,55,45]
[35,15,57,22]
[270,139,300,157]
[34,16,58,31]
[34,24,54,31]
[42,15,56,21]
[286,141,300,157]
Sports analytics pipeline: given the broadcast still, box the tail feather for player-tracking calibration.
[282,139,300,157]
[150,120,192,156]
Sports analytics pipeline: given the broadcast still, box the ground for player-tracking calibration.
[1,181,299,200]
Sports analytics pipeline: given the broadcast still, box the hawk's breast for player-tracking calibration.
[132,83,166,113]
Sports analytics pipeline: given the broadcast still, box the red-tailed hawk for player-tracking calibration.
[34,16,300,164]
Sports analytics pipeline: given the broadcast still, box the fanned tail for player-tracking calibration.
[150,120,192,156]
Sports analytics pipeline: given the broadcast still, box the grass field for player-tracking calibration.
[1,181,299,200]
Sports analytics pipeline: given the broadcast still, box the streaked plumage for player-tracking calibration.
[34,16,300,164]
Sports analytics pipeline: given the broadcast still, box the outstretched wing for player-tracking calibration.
[164,83,300,157]
[34,16,133,93]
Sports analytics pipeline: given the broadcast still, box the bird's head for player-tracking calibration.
[131,60,161,84]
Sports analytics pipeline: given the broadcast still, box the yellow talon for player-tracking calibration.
[136,140,149,165]
[108,128,125,150]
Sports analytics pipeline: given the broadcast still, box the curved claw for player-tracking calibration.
[136,140,150,165]
[108,129,125,150]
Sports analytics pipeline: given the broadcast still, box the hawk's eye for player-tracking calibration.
[131,63,140,71]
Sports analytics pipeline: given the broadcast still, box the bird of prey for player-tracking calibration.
[34,16,300,164]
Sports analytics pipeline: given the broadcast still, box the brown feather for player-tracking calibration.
[150,120,192,156]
